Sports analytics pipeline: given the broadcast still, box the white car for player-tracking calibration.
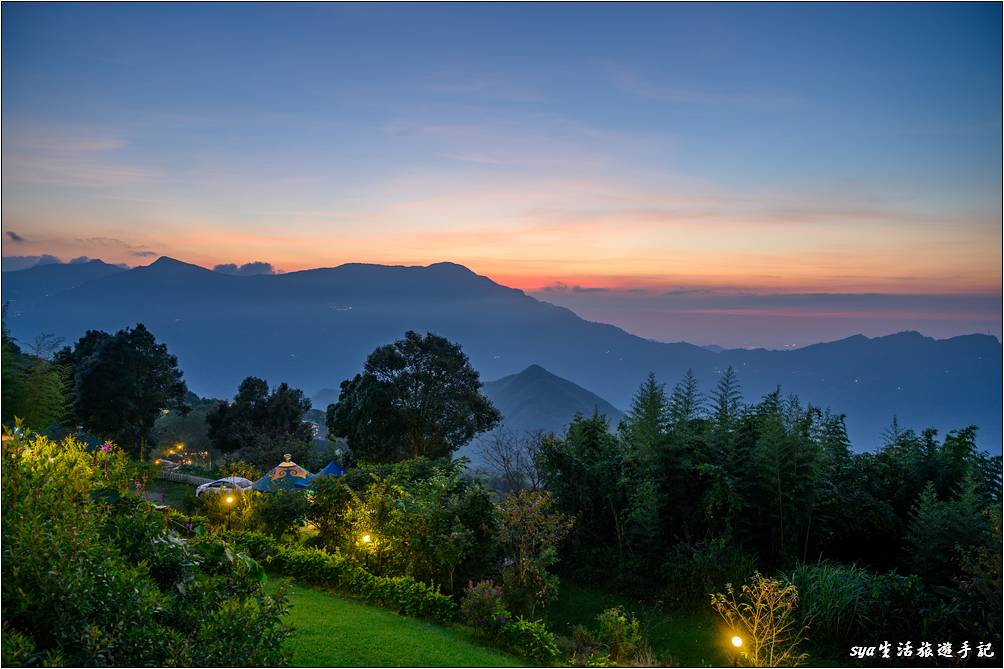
[195,477,254,497]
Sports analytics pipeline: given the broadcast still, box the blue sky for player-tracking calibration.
[2,2,1001,346]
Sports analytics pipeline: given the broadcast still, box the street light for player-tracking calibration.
[225,496,235,504]
[730,635,743,667]
[361,533,372,544]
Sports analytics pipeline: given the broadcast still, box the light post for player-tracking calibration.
[360,533,373,570]
[731,635,743,667]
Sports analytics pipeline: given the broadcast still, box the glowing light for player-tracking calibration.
[361,534,372,544]
[731,635,743,648]
[225,496,234,504]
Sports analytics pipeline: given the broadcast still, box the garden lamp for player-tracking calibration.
[731,634,743,667]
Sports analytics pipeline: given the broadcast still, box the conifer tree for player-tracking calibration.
[668,369,703,426]
[618,372,670,456]
[713,365,743,428]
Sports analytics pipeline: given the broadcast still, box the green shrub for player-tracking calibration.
[219,459,263,481]
[585,653,616,667]
[306,458,499,595]
[594,606,644,664]
[2,624,36,667]
[662,536,757,607]
[184,592,292,666]
[2,428,292,667]
[229,531,456,623]
[790,561,925,652]
[254,490,309,539]
[499,617,560,665]
[195,488,257,531]
[497,490,573,616]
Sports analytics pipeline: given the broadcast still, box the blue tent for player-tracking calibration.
[252,454,314,492]
[315,460,346,478]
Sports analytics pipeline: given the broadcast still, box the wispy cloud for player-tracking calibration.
[603,63,798,110]
[2,123,159,188]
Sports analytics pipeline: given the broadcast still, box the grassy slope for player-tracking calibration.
[143,479,196,509]
[283,583,523,667]
[544,582,730,667]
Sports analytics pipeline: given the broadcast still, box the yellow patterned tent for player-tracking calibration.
[252,453,314,491]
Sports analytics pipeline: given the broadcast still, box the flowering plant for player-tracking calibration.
[460,579,510,639]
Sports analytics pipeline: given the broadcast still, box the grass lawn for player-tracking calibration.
[144,479,196,509]
[281,582,523,667]
[544,582,730,667]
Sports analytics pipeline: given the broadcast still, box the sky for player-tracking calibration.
[2,2,1001,347]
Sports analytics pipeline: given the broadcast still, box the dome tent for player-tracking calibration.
[252,453,313,492]
[315,460,346,478]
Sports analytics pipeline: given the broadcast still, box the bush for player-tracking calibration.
[594,606,644,665]
[460,580,511,639]
[570,624,601,664]
[663,536,757,607]
[499,617,560,665]
[789,562,925,653]
[229,531,456,623]
[306,458,499,595]
[2,428,292,666]
[219,459,263,481]
[254,490,309,539]
[195,487,257,531]
[710,572,808,667]
[497,490,573,616]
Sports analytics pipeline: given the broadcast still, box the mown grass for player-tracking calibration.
[144,479,196,509]
[544,582,730,667]
[282,582,523,667]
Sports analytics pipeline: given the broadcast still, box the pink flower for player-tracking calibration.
[101,442,111,452]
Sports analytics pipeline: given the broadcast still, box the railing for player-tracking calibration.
[155,469,213,485]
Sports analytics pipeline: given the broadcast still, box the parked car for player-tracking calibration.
[195,476,254,497]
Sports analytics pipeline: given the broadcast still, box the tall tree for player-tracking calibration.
[713,365,743,428]
[668,369,703,426]
[617,372,670,457]
[206,377,314,455]
[58,324,188,458]
[537,412,633,577]
[2,316,69,431]
[326,331,501,462]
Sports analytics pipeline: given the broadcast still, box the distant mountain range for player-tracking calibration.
[3,257,1001,451]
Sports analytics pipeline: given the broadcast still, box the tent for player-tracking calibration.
[315,460,346,478]
[252,454,314,492]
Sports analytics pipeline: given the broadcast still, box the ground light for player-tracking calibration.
[361,534,372,544]
[226,496,234,504]
[730,634,743,667]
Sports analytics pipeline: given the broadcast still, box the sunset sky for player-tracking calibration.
[2,3,1001,346]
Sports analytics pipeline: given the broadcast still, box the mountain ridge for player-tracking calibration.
[3,257,999,451]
